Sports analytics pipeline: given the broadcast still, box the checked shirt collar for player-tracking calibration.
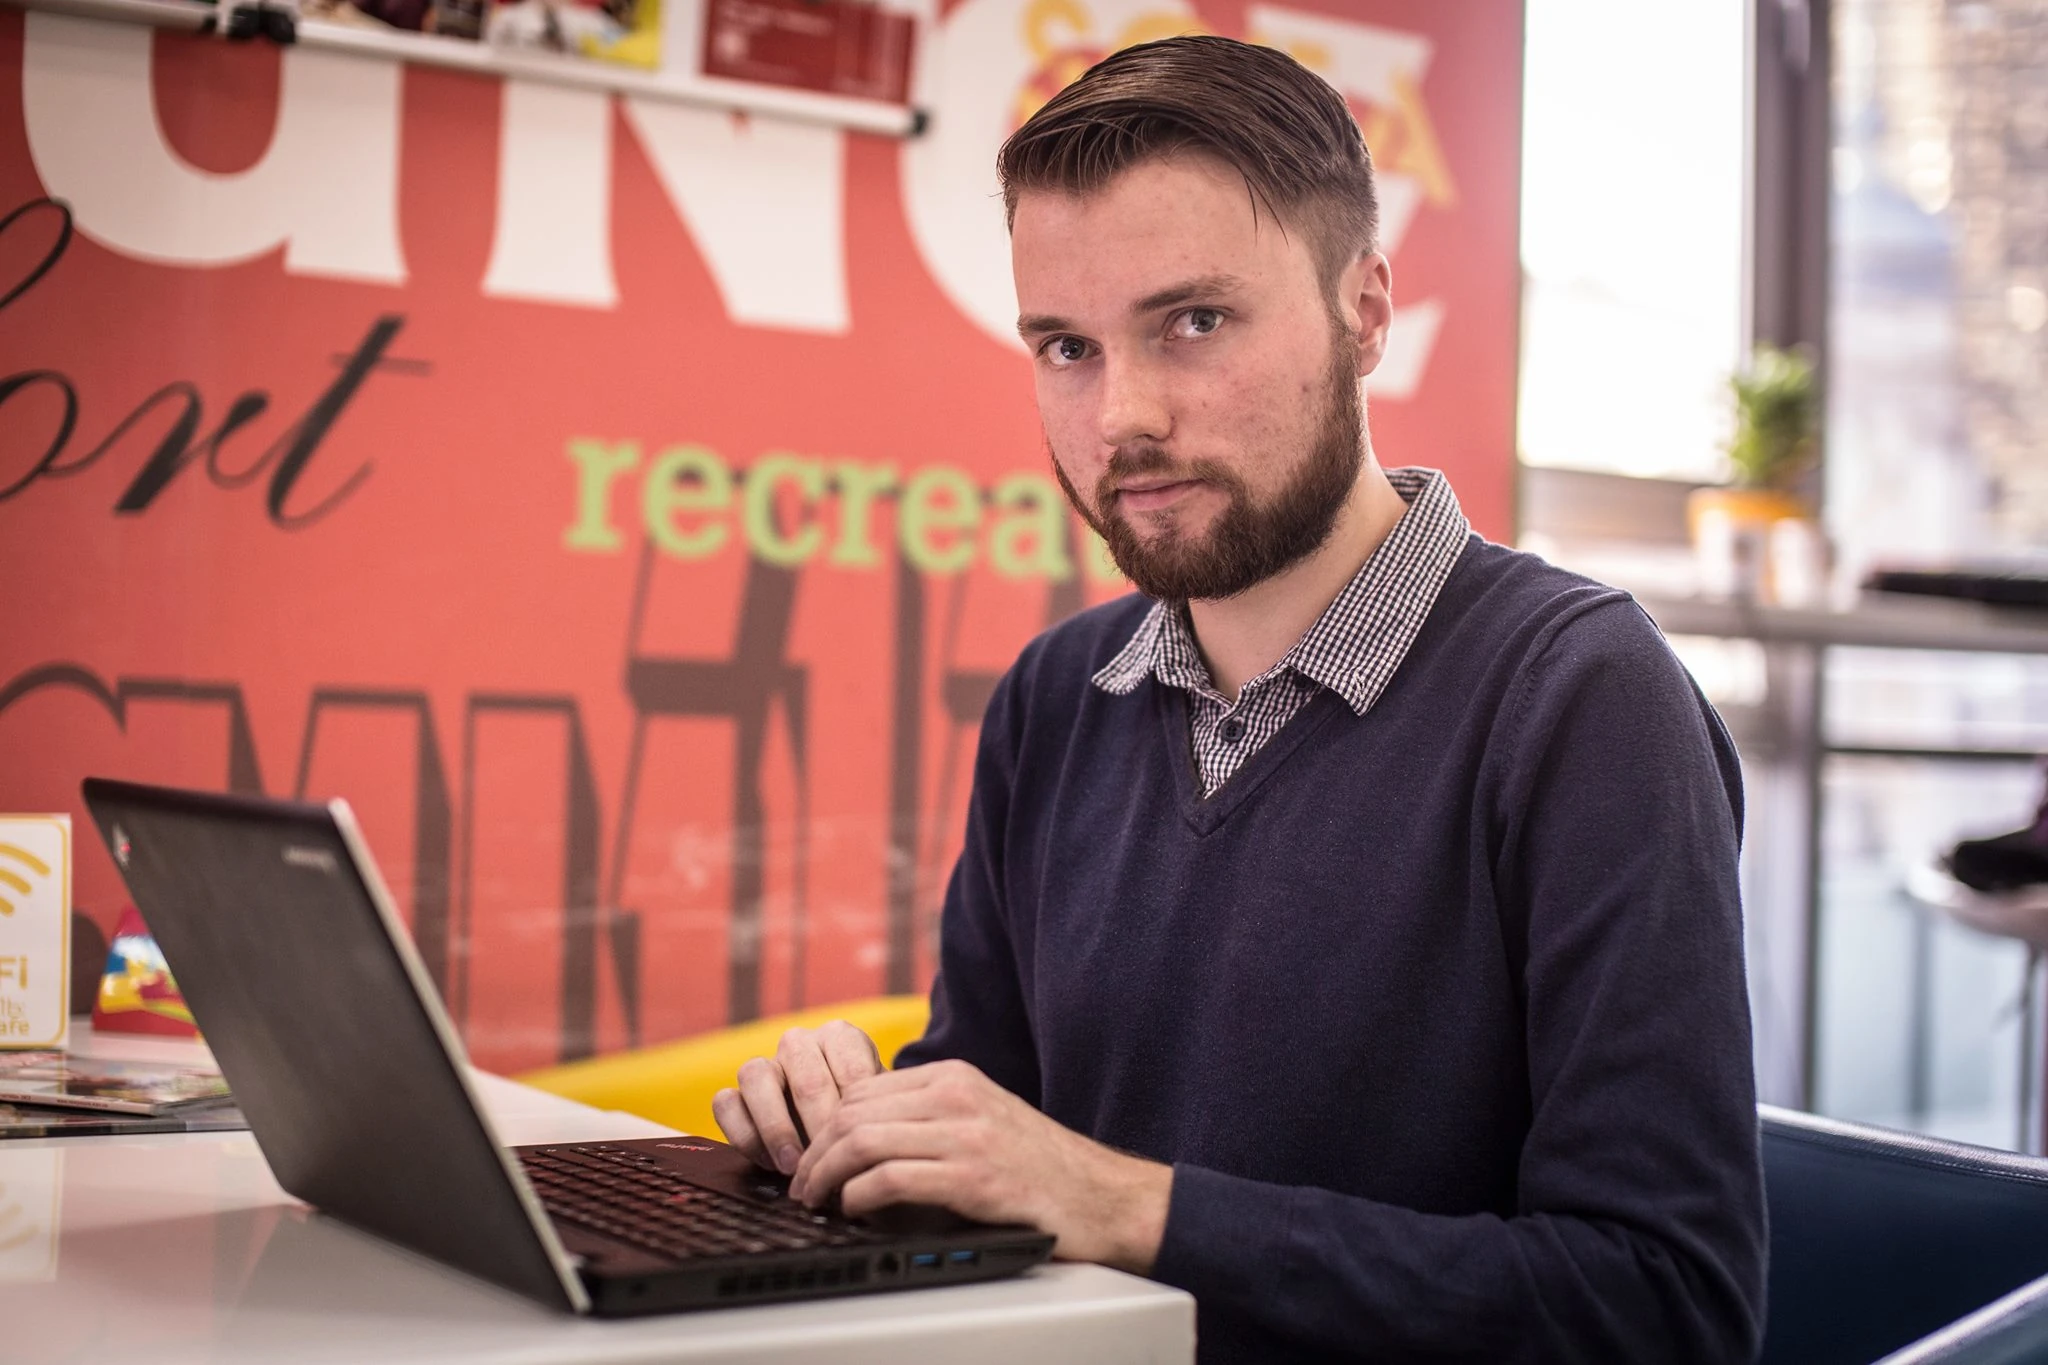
[1092,467,1472,719]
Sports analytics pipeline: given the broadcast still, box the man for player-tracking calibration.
[713,35,1766,1362]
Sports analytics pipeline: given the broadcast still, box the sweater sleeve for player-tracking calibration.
[891,664,1042,1107]
[1149,598,1767,1363]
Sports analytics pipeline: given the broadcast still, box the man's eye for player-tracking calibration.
[1172,308,1224,338]
[1042,336,1093,366]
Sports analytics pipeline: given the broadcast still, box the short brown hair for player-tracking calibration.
[997,35,1379,287]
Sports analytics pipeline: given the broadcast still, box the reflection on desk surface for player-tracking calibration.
[0,1146,60,1283]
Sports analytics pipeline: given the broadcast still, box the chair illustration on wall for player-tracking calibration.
[884,526,1086,993]
[611,543,811,1029]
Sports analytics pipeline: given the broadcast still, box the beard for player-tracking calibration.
[1051,326,1366,603]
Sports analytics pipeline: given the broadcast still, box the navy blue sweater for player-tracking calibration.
[895,537,1767,1363]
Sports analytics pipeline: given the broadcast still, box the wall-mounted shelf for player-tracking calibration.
[5,0,927,137]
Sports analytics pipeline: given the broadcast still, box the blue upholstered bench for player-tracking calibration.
[1762,1105,2048,1364]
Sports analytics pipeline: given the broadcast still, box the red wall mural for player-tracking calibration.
[0,0,1523,1072]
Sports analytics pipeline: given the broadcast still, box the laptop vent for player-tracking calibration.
[715,1257,872,1299]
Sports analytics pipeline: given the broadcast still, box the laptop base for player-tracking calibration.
[521,1136,1056,1316]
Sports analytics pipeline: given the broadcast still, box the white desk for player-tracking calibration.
[0,1029,1196,1364]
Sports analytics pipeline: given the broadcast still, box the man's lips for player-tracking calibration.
[1113,479,1204,514]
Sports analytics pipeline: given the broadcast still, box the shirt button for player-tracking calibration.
[1219,718,1246,743]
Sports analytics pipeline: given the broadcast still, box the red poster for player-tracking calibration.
[703,0,917,104]
[0,0,1522,1072]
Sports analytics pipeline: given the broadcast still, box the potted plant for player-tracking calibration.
[1689,345,1824,602]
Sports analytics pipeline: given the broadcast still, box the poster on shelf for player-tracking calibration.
[0,1,1522,1073]
[303,0,661,68]
[701,0,916,104]
[485,0,662,68]
[301,0,488,43]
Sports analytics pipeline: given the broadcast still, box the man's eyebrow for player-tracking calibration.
[1130,274,1243,316]
[1015,274,1247,341]
[1016,312,1070,340]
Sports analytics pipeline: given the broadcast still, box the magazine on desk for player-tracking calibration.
[0,1053,233,1115]
[0,1100,248,1138]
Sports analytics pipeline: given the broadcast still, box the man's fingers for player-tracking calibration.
[735,1055,804,1175]
[817,1076,954,1137]
[728,1025,893,1178]
[837,1158,956,1220]
[843,1054,991,1101]
[792,1119,953,1207]
[819,1019,885,1087]
[710,1086,767,1167]
[776,1029,847,1153]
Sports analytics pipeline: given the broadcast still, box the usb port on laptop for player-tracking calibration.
[948,1250,979,1266]
[910,1252,941,1271]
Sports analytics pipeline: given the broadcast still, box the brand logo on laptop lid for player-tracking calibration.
[281,846,339,874]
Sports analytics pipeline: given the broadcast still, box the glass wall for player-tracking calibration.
[1816,0,2048,1147]
[1521,0,2048,1146]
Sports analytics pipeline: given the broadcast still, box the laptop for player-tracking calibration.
[79,778,1054,1316]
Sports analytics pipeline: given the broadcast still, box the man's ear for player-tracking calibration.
[1337,251,1394,378]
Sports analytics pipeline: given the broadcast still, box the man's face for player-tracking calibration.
[1011,154,1389,601]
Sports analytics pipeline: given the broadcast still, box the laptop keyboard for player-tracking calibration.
[519,1146,871,1261]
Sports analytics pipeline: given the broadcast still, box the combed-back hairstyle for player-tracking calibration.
[997,35,1379,290]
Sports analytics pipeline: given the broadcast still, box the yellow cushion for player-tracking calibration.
[516,995,932,1140]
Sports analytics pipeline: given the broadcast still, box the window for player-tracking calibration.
[1518,0,1748,483]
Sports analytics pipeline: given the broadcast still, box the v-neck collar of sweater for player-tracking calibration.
[1156,680,1349,832]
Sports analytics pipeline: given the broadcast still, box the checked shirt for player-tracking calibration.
[1091,466,1472,797]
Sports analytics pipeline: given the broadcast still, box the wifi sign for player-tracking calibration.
[0,843,51,917]
[0,816,71,1049]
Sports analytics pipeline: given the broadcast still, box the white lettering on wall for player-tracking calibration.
[622,100,849,334]
[21,12,406,283]
[483,81,621,307]
[480,87,849,332]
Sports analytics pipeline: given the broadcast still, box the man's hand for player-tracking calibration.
[711,1020,884,1176]
[789,1059,1173,1275]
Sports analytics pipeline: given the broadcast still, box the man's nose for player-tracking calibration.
[1096,353,1171,450]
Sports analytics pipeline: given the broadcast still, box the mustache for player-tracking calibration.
[1099,445,1238,496]
[1105,445,1179,482]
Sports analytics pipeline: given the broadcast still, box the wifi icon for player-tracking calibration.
[0,844,51,917]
